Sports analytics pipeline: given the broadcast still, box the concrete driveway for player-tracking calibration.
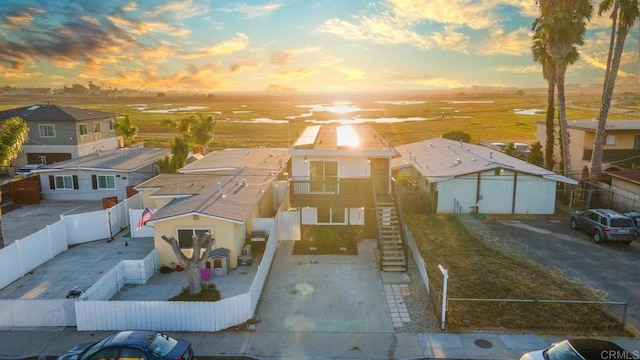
[254,239,394,333]
[478,216,640,332]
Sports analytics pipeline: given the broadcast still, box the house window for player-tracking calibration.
[94,122,101,132]
[634,135,640,149]
[79,124,88,135]
[605,135,616,146]
[39,124,56,137]
[109,120,114,130]
[97,175,115,189]
[177,228,211,249]
[310,160,338,193]
[317,206,345,224]
[55,176,74,189]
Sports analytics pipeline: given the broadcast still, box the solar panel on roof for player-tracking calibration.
[293,125,320,148]
[27,105,40,111]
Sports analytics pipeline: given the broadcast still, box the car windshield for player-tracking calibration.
[79,336,112,360]
[544,341,583,360]
[611,218,634,227]
[148,333,179,357]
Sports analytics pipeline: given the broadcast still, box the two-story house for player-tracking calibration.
[0,104,119,166]
[288,125,405,271]
[289,124,395,226]
[536,120,640,180]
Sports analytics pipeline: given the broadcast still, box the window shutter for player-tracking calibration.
[92,175,97,189]
[49,176,55,190]
[73,175,79,190]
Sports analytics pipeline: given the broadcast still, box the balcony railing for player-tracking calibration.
[289,178,374,207]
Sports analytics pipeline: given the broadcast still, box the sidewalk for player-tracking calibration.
[2,327,640,360]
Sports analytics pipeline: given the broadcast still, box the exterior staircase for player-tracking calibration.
[377,201,407,272]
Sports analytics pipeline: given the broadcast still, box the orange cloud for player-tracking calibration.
[182,33,249,59]
[272,67,318,79]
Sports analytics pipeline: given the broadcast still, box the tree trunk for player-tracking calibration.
[161,232,214,295]
[590,23,628,182]
[188,265,202,294]
[544,78,556,170]
[556,60,571,180]
[601,2,618,100]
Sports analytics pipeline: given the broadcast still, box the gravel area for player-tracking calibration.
[394,256,441,333]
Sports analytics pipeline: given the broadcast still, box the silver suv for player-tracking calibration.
[570,209,637,243]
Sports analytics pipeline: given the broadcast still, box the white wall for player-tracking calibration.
[514,174,556,214]
[291,155,370,179]
[437,176,477,213]
[436,171,558,215]
[41,170,132,202]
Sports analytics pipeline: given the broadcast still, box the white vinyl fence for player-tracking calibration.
[75,220,278,332]
[0,192,280,331]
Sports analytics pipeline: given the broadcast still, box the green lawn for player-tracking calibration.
[2,89,637,150]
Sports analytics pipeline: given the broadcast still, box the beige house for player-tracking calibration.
[135,148,289,268]
[536,120,640,180]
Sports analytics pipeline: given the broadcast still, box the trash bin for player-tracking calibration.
[200,268,211,281]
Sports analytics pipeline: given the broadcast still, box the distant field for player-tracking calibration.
[1,89,637,149]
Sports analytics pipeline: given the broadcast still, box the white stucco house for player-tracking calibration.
[392,138,577,214]
[35,147,168,202]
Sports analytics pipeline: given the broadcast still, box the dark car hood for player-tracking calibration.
[56,342,93,360]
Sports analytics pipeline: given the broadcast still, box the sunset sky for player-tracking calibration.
[0,0,638,93]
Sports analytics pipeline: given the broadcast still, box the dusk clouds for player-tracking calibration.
[0,0,637,92]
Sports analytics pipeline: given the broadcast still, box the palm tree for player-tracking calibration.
[531,23,580,171]
[534,0,593,181]
[590,0,639,181]
[161,113,216,153]
[113,114,138,147]
[0,117,29,248]
[155,137,190,174]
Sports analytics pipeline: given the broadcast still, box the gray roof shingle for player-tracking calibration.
[0,104,116,122]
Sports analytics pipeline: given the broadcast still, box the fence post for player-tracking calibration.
[438,264,448,330]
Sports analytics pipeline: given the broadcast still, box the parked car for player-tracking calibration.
[520,338,633,360]
[514,142,531,153]
[15,163,44,176]
[624,211,640,231]
[56,330,194,360]
[570,208,637,243]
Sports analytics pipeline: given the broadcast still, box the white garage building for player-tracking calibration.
[392,138,577,215]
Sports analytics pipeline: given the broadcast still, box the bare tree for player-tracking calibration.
[161,232,214,295]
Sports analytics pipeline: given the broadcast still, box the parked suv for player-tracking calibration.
[624,211,640,231]
[570,209,637,243]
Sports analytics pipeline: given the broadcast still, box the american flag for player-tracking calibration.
[136,208,153,230]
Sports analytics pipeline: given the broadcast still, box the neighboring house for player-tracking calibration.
[607,170,640,212]
[0,104,119,166]
[288,124,396,229]
[179,148,289,175]
[392,138,577,214]
[536,120,640,180]
[136,148,289,269]
[36,147,168,202]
